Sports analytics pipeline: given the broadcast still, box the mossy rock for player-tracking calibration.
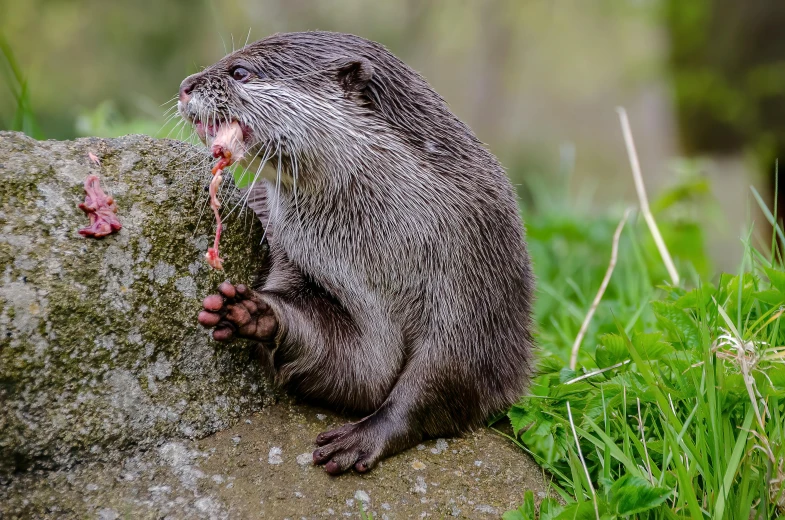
[0,131,273,474]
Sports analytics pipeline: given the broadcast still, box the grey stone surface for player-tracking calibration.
[0,401,550,519]
[0,131,274,474]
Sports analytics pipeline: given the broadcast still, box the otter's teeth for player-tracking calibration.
[210,121,246,163]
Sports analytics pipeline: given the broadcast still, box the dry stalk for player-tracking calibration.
[617,107,680,286]
[569,207,632,370]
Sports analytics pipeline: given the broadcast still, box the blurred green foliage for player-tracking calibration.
[0,35,42,138]
[666,0,785,157]
[665,0,785,213]
[75,100,182,138]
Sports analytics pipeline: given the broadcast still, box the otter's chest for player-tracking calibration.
[261,178,439,297]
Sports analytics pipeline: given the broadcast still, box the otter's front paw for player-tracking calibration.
[198,281,277,342]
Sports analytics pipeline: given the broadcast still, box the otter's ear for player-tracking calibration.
[335,57,374,92]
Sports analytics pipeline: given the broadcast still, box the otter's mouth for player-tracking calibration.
[194,119,252,145]
[192,119,254,165]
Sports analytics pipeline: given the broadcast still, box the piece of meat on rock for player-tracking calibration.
[78,175,122,238]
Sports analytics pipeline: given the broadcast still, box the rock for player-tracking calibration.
[431,437,449,454]
[0,131,274,474]
[0,131,549,517]
[0,401,549,518]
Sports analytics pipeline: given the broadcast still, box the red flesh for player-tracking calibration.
[205,153,233,270]
[78,175,122,238]
[204,121,244,270]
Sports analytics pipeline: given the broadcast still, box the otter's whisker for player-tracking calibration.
[162,103,179,116]
[223,142,270,220]
[226,144,274,231]
[164,120,187,139]
[161,111,181,130]
[161,115,186,140]
[169,118,209,168]
[192,181,213,239]
[169,147,207,173]
[169,143,207,171]
[217,31,228,56]
[163,120,181,141]
[258,141,282,245]
[271,141,283,234]
[291,150,303,231]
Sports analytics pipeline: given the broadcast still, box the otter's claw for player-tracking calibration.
[313,419,393,475]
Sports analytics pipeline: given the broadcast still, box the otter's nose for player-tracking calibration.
[179,74,200,104]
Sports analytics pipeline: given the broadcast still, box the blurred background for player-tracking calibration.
[2,0,784,273]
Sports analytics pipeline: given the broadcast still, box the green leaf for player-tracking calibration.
[582,415,645,479]
[721,373,748,398]
[721,274,757,317]
[502,491,536,520]
[763,266,785,293]
[650,174,711,214]
[518,410,569,465]
[554,500,608,520]
[540,498,565,520]
[503,491,535,520]
[751,185,785,246]
[502,510,526,520]
[650,301,700,349]
[508,405,533,436]
[714,408,754,519]
[755,289,785,306]
[674,283,716,309]
[633,332,674,361]
[538,356,567,376]
[608,474,673,515]
[595,333,628,368]
[768,368,785,391]
[657,221,710,277]
[559,368,578,383]
[550,381,594,400]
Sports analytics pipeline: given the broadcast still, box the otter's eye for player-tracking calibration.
[230,66,251,82]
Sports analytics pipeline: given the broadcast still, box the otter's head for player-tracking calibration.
[178,31,480,180]
[177,32,386,174]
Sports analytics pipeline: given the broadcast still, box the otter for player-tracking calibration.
[178,31,535,475]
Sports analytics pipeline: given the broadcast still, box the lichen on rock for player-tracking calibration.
[0,131,274,475]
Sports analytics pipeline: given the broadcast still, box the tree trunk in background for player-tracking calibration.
[666,0,785,222]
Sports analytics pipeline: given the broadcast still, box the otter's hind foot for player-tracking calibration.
[313,415,414,475]
[198,281,277,342]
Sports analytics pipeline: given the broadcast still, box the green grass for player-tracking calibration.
[501,175,785,519]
